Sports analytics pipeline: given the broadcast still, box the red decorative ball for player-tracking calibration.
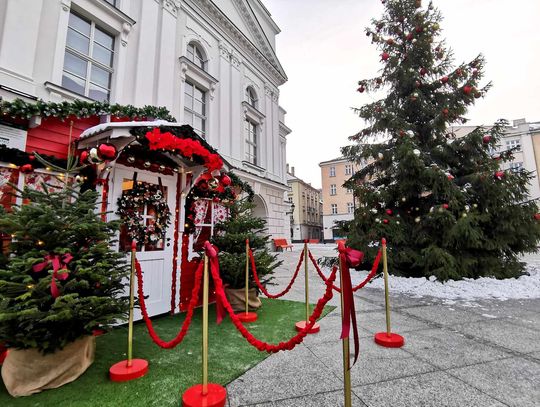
[420,68,427,76]
[357,86,365,93]
[415,26,423,33]
[383,219,389,224]
[442,203,449,209]
[482,135,492,143]
[20,164,34,174]
[463,85,473,95]
[406,32,414,41]
[80,150,89,164]
[456,68,463,76]
[198,181,209,191]
[220,174,232,186]
[97,143,118,161]
[28,154,35,161]
[386,38,394,45]
[534,213,540,221]
[447,173,455,180]
[441,76,449,84]
[494,171,505,180]
[442,108,449,116]
[381,52,390,61]
[386,209,393,215]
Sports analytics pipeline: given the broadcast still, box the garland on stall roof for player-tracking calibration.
[0,98,175,121]
[0,144,66,170]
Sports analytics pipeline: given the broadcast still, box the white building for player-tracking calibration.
[0,0,291,237]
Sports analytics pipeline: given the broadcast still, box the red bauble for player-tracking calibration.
[447,173,455,180]
[80,150,90,164]
[386,209,393,215]
[97,143,118,161]
[456,68,463,76]
[415,26,423,33]
[383,219,389,224]
[357,86,365,93]
[20,164,34,174]
[199,181,209,191]
[28,154,35,161]
[442,108,449,116]
[406,33,414,41]
[399,130,405,137]
[482,135,491,143]
[220,174,232,186]
[420,67,427,76]
[534,213,540,221]
[463,86,473,95]
[442,203,449,209]
[381,52,390,61]
[494,171,505,180]
[441,76,449,84]
[386,38,394,45]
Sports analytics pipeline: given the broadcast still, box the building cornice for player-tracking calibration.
[184,0,287,86]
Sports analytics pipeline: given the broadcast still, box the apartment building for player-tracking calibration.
[319,157,360,242]
[286,166,322,242]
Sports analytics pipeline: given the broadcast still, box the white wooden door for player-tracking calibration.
[110,165,176,319]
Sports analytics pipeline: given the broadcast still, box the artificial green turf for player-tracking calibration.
[0,299,335,406]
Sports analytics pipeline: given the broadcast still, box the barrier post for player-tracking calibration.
[236,239,258,323]
[182,250,227,407]
[374,238,404,348]
[109,240,149,382]
[339,252,352,407]
[295,240,320,333]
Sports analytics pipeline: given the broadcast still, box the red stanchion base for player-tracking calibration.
[236,312,258,323]
[182,383,227,407]
[374,332,404,348]
[109,359,149,382]
[295,320,320,334]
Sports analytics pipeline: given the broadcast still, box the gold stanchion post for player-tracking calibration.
[202,254,209,395]
[374,238,404,348]
[182,244,227,406]
[236,239,257,323]
[109,240,149,382]
[295,241,319,333]
[339,254,352,407]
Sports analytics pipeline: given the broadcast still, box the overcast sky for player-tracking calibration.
[264,0,540,188]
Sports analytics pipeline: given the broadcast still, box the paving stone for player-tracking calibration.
[302,315,373,346]
[356,371,507,407]
[307,338,436,386]
[448,357,540,407]
[227,369,342,407]
[452,319,540,353]
[402,328,511,369]
[401,304,488,327]
[248,390,367,407]
[355,310,433,334]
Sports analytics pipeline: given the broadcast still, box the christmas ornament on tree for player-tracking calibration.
[20,164,34,174]
[97,143,118,161]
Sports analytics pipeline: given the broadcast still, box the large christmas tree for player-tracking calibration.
[341,0,540,280]
[0,183,128,353]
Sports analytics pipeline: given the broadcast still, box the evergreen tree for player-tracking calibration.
[341,0,540,280]
[0,184,128,353]
[211,197,282,289]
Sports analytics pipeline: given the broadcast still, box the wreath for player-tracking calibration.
[116,181,171,245]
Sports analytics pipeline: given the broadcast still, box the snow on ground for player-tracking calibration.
[351,263,540,301]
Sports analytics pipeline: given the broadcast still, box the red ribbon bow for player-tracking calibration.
[337,241,363,367]
[33,253,73,298]
[204,241,226,324]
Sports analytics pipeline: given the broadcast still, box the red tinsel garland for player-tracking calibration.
[145,129,223,172]
[170,173,182,314]
[249,247,303,299]
[206,245,337,353]
[308,249,382,293]
[135,257,203,348]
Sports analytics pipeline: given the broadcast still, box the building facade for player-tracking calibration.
[319,157,359,242]
[0,0,291,316]
[286,166,322,242]
[0,0,291,237]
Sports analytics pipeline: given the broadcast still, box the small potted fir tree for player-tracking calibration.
[211,197,281,313]
[0,183,128,397]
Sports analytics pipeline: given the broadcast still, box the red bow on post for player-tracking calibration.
[204,241,226,324]
[33,253,73,298]
[337,241,364,367]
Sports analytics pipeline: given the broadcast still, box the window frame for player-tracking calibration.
[345,164,352,175]
[509,162,524,172]
[62,10,115,101]
[347,202,354,214]
[329,166,336,177]
[184,81,207,138]
[505,139,521,152]
[330,184,337,196]
[245,119,258,165]
[245,86,258,109]
[331,203,338,215]
[186,42,207,71]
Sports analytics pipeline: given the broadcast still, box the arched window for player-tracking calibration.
[245,86,257,108]
[186,42,206,71]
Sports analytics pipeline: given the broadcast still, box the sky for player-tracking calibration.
[263,0,540,188]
